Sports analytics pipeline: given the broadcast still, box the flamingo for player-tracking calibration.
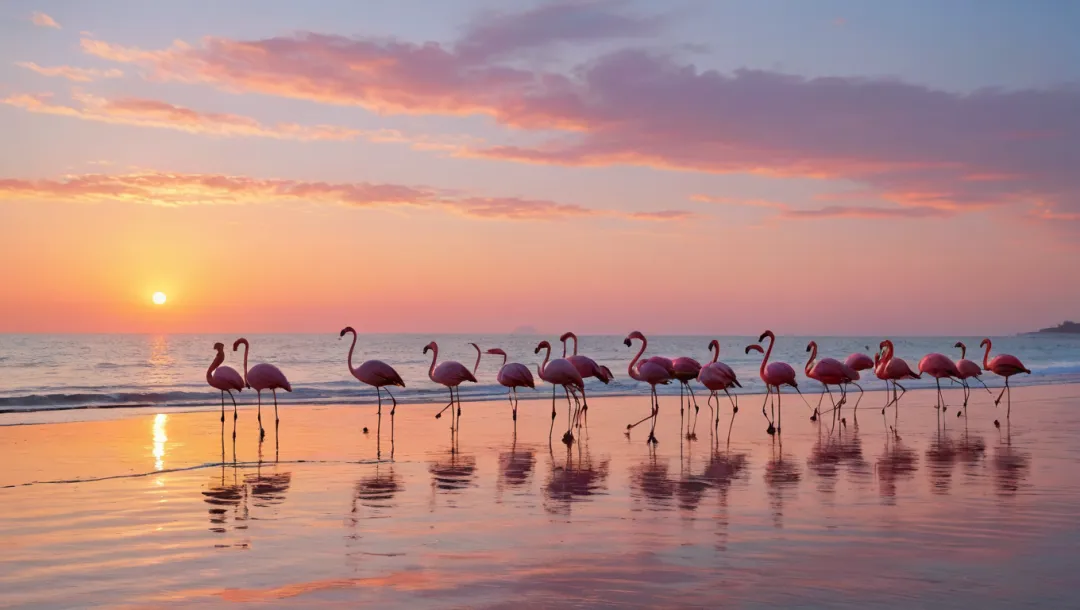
[918,351,962,414]
[671,355,703,437]
[485,348,535,422]
[232,338,291,438]
[535,340,584,445]
[424,341,477,432]
[206,342,244,434]
[879,340,921,415]
[697,339,741,434]
[559,331,611,426]
[624,331,672,444]
[980,338,1031,425]
[805,341,857,422]
[843,352,875,412]
[954,341,992,414]
[745,330,811,436]
[468,342,483,377]
[340,327,405,436]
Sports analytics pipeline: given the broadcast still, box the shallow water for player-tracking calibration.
[2,384,1079,608]
[3,332,1079,412]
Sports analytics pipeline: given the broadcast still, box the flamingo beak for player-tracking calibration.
[623,338,632,347]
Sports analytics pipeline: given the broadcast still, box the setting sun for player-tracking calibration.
[152,292,167,305]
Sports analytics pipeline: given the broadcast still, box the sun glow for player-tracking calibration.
[152,292,167,305]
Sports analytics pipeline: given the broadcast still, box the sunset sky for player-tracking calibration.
[2,0,1078,335]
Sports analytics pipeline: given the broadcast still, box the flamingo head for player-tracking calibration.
[758,330,774,343]
[954,341,965,349]
[624,330,645,347]
[805,341,817,353]
[486,348,506,356]
[423,341,436,354]
[339,326,355,339]
[468,342,480,351]
[535,340,551,354]
[213,342,224,352]
[980,338,990,349]
[559,331,575,343]
[708,339,719,351]
[879,339,893,351]
[745,344,764,355]
[232,338,248,352]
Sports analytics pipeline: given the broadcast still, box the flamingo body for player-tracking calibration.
[433,361,477,387]
[247,363,292,392]
[671,357,702,382]
[497,362,535,389]
[559,332,612,383]
[845,353,875,372]
[209,365,245,393]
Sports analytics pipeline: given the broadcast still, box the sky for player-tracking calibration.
[1,0,1078,335]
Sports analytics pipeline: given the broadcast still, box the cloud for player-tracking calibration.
[690,194,787,209]
[31,12,60,29]
[77,6,1080,224]
[456,0,663,60]
[625,209,696,221]
[778,205,953,220]
[0,171,690,222]
[15,62,123,82]
[2,92,360,141]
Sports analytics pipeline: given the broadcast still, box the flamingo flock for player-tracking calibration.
[204,331,1031,442]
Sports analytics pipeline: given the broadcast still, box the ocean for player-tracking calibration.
[2,333,1079,414]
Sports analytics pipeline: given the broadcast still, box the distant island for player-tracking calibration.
[1032,321,1080,334]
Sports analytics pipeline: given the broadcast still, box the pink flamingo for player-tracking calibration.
[980,338,1031,424]
[232,338,292,439]
[843,352,875,412]
[624,331,672,444]
[535,340,585,445]
[697,339,741,434]
[424,341,477,432]
[918,351,962,414]
[485,348,535,422]
[805,341,857,422]
[340,327,405,430]
[468,342,483,377]
[879,340,921,415]
[672,355,703,437]
[559,331,612,426]
[954,341,992,414]
[206,342,244,434]
[745,330,811,436]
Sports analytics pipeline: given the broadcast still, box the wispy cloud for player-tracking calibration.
[2,92,360,141]
[73,4,1080,226]
[0,171,691,222]
[15,61,123,82]
[778,205,953,220]
[690,194,787,209]
[30,12,60,29]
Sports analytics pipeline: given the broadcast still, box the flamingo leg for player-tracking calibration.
[688,383,700,437]
[851,382,864,413]
[376,394,382,460]
[707,392,716,432]
[646,387,659,445]
[437,388,454,423]
[994,383,1007,406]
[273,389,279,426]
[376,387,383,418]
[257,390,265,438]
[760,386,774,435]
[549,385,557,442]
[220,390,226,423]
[973,376,993,395]
[512,387,519,423]
[1006,378,1011,418]
[777,389,783,434]
[454,386,462,433]
[226,391,238,438]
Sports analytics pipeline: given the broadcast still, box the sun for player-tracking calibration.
[152,292,167,305]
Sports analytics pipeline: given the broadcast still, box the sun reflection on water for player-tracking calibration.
[153,413,168,470]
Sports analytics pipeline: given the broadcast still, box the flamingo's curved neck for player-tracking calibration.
[471,345,481,376]
[982,340,992,370]
[805,342,817,376]
[710,342,719,364]
[427,344,439,382]
[237,339,250,387]
[570,333,579,356]
[498,352,507,366]
[206,349,224,386]
[345,330,358,375]
[760,334,774,378]
[883,342,894,365]
[537,344,551,381]
[958,343,967,360]
[628,337,647,381]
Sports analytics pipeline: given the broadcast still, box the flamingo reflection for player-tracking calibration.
[352,465,403,512]
[544,442,610,515]
[992,421,1031,496]
[764,441,802,528]
[497,434,536,502]
[875,426,918,502]
[429,448,478,496]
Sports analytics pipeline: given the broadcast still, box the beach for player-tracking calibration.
[3,384,1078,608]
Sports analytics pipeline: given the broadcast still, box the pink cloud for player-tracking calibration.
[0,171,689,222]
[2,92,360,141]
[690,194,787,209]
[30,12,60,29]
[778,205,954,220]
[15,62,123,82]
[76,6,1080,224]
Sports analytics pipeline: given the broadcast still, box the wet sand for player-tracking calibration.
[2,384,1079,608]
